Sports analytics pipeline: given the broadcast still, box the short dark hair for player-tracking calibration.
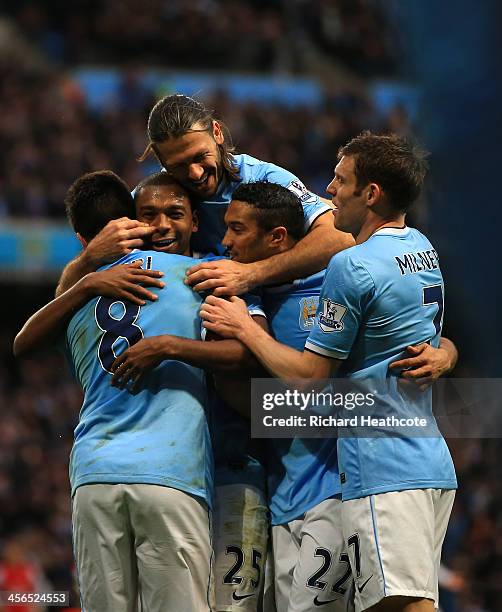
[134,171,195,211]
[139,94,240,182]
[232,181,306,240]
[338,131,429,211]
[65,171,134,241]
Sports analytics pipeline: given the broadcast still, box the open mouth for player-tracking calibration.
[191,174,210,188]
[152,237,177,249]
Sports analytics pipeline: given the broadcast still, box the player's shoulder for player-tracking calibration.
[232,153,260,168]
[329,241,367,268]
[334,227,440,284]
[326,243,377,291]
[407,226,437,251]
[338,229,405,273]
[234,152,275,171]
[290,268,326,293]
[336,227,420,264]
[234,153,296,182]
[364,226,439,267]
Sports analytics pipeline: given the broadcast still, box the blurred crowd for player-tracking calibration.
[0,60,409,221]
[0,61,152,220]
[0,0,402,221]
[0,341,81,609]
[2,0,398,75]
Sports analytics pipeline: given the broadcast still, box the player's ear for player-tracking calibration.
[367,183,382,206]
[270,226,287,247]
[212,121,224,145]
[76,232,88,248]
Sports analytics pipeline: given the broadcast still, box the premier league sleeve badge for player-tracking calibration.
[318,298,347,332]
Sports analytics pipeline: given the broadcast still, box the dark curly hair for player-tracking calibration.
[134,171,194,204]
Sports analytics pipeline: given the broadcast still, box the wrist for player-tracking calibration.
[78,273,97,299]
[156,335,176,360]
[236,316,261,346]
[246,261,265,290]
[81,248,101,271]
[437,347,452,374]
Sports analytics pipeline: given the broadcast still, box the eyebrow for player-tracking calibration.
[166,150,210,168]
[225,218,245,227]
[139,203,188,216]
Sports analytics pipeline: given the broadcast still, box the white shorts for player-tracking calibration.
[72,483,212,612]
[341,488,456,612]
[212,483,269,611]
[272,497,353,612]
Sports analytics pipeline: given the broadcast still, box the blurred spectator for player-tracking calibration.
[0,62,154,218]
[4,0,288,71]
[299,0,399,75]
[0,314,81,607]
[0,62,411,221]
[0,534,50,612]
[2,1,400,73]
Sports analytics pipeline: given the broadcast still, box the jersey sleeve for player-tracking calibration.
[260,164,331,230]
[242,291,266,319]
[305,250,375,359]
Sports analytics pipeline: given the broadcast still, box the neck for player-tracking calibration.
[354,213,406,245]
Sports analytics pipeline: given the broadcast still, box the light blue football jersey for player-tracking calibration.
[262,270,341,525]
[65,250,213,507]
[305,227,457,500]
[191,153,331,254]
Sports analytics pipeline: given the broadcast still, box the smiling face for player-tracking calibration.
[326,155,370,236]
[153,121,224,199]
[135,183,197,256]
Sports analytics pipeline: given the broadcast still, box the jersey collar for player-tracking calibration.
[373,226,410,237]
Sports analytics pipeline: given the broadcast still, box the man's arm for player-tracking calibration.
[56,218,155,296]
[185,212,354,296]
[199,299,459,385]
[14,264,164,357]
[200,295,338,380]
[109,316,269,390]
